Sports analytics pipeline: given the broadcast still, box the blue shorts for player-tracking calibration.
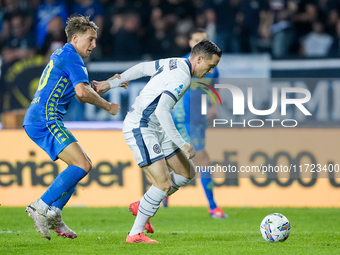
[24,121,77,161]
[174,122,206,152]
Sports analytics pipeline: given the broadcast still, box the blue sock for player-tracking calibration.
[201,171,217,210]
[51,184,77,210]
[41,165,87,206]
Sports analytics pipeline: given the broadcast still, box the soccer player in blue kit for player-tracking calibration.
[166,29,227,218]
[23,15,121,240]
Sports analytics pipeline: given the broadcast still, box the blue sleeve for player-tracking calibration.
[64,54,89,87]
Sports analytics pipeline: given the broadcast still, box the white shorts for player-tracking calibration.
[123,113,180,167]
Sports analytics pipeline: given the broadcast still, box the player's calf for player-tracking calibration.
[129,201,155,233]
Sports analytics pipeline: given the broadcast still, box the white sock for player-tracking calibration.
[129,185,167,236]
[37,198,49,212]
[167,171,191,196]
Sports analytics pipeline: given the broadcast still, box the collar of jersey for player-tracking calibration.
[64,43,76,52]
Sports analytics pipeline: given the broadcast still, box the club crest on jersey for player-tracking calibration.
[153,144,161,154]
[174,84,184,95]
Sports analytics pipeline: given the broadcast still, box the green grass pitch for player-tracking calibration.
[0,207,339,254]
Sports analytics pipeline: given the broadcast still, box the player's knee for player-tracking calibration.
[77,159,92,172]
[163,181,172,193]
[158,180,172,193]
[84,159,92,172]
[189,163,197,179]
[181,168,196,180]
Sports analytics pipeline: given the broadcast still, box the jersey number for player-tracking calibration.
[38,60,54,91]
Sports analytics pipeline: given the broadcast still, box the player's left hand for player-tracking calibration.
[181,143,196,160]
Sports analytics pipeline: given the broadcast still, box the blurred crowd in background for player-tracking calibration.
[1,0,340,65]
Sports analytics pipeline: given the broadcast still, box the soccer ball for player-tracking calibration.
[260,213,291,242]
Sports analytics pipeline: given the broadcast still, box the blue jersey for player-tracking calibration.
[24,43,89,126]
[172,53,219,125]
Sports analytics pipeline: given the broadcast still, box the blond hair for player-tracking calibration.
[65,15,98,43]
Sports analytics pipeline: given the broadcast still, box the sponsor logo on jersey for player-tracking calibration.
[169,59,177,70]
[174,84,184,95]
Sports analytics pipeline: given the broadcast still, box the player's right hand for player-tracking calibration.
[181,143,196,160]
[107,102,120,116]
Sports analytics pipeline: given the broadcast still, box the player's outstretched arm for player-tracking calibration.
[106,61,158,89]
[75,82,120,116]
[93,60,159,95]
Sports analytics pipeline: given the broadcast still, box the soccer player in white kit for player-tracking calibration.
[92,40,222,243]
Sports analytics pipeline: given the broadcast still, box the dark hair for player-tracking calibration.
[190,28,208,39]
[65,15,98,42]
[190,40,222,59]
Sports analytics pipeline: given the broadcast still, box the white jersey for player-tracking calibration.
[129,58,191,127]
[108,57,192,154]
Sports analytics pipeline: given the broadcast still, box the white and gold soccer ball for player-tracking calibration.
[260,213,291,242]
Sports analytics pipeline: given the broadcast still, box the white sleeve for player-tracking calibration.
[155,93,187,149]
[108,61,157,89]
